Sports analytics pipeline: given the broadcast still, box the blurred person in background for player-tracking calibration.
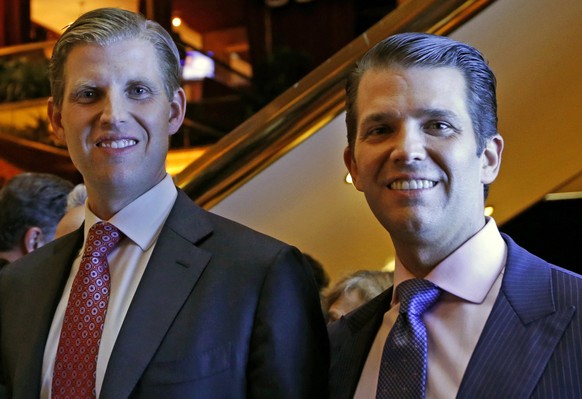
[325,270,392,323]
[0,172,73,267]
[54,183,87,239]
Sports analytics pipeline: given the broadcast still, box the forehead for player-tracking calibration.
[355,66,469,121]
[63,38,162,84]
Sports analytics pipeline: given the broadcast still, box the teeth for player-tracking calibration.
[389,179,436,190]
[99,139,137,149]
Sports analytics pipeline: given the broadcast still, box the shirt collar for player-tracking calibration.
[84,174,178,251]
[393,218,507,304]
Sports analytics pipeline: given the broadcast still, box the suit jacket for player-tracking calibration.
[328,234,582,398]
[0,190,329,398]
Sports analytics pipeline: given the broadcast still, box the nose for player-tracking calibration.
[100,91,127,126]
[389,123,426,164]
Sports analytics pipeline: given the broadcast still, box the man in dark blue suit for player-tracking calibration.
[329,32,582,398]
[0,8,328,398]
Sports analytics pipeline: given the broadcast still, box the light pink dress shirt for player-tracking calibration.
[354,218,507,399]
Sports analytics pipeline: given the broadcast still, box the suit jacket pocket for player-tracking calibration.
[145,342,233,384]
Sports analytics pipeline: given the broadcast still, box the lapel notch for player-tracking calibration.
[100,191,213,398]
[457,236,576,398]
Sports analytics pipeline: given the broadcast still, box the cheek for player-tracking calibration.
[446,154,484,195]
[354,149,383,180]
[63,126,83,145]
[60,108,91,130]
[433,139,477,171]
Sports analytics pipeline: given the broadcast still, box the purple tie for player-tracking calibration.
[376,279,441,399]
[52,222,123,399]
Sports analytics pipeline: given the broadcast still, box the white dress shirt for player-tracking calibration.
[355,218,507,399]
[41,175,177,399]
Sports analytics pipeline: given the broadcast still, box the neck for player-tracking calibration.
[391,213,489,278]
[0,248,25,263]
[393,221,487,278]
[84,176,166,220]
[87,196,132,221]
[394,246,443,278]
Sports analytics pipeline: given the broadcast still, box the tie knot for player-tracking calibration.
[83,222,123,259]
[397,279,441,316]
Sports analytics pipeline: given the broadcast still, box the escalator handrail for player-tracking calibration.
[175,0,495,208]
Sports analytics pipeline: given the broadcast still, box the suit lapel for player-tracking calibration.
[329,288,393,399]
[100,191,213,399]
[457,235,575,398]
[11,230,83,399]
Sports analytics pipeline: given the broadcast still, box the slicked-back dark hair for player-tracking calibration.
[345,32,498,155]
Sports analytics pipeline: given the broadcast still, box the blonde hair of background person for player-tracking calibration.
[54,183,87,239]
[325,270,392,323]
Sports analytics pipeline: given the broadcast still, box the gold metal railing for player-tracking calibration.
[174,0,497,208]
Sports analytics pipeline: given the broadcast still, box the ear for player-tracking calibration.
[23,227,45,254]
[344,146,362,191]
[47,97,67,146]
[480,134,504,185]
[168,87,187,136]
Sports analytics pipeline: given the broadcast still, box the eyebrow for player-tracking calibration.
[127,78,157,87]
[68,79,95,90]
[359,111,400,126]
[360,108,462,126]
[415,108,462,124]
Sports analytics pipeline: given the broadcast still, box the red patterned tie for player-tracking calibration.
[52,222,123,399]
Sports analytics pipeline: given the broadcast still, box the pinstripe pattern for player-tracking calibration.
[329,234,582,399]
[458,236,582,398]
[531,268,582,398]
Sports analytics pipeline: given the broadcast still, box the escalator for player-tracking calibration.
[174,0,496,207]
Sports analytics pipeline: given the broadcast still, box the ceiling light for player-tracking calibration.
[172,17,182,27]
[484,206,494,217]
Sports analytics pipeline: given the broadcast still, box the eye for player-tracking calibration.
[423,120,458,136]
[362,125,393,140]
[74,88,98,103]
[369,126,388,135]
[128,85,152,99]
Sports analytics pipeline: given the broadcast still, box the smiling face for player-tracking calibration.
[345,66,502,271]
[48,39,185,218]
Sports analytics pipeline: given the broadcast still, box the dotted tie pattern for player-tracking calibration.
[52,222,123,399]
[376,279,441,399]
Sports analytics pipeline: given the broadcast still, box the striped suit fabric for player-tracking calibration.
[329,234,582,398]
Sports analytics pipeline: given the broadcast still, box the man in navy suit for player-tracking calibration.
[0,8,328,398]
[329,32,582,398]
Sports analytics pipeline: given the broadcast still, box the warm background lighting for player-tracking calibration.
[383,258,396,273]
